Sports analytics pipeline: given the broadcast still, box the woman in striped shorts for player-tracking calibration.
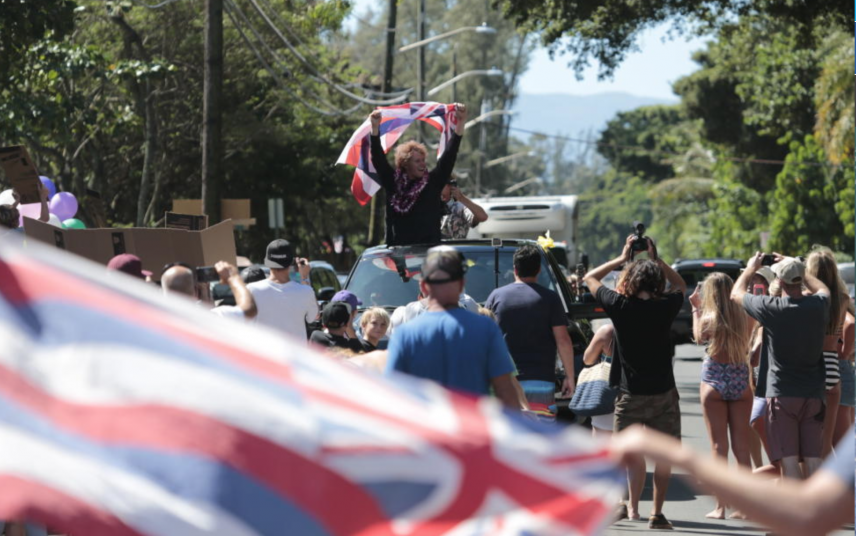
[805,248,849,458]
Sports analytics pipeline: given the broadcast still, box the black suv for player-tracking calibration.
[670,258,744,349]
[341,239,593,375]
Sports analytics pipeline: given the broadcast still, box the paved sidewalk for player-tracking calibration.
[603,343,853,536]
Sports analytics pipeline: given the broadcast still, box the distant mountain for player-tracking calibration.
[509,92,676,141]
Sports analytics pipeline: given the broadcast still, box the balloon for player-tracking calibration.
[62,218,86,229]
[39,176,57,199]
[49,192,78,221]
[0,189,14,206]
[47,213,63,227]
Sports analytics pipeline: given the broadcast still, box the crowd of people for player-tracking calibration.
[1,109,853,536]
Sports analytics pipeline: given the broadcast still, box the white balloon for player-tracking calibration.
[0,189,14,206]
[48,214,63,227]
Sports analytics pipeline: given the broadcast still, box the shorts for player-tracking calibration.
[614,387,681,439]
[590,412,615,431]
[839,359,855,408]
[518,380,555,407]
[765,397,824,461]
[750,396,767,424]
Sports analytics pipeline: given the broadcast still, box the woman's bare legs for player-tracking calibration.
[833,404,854,448]
[701,382,729,519]
[821,385,840,458]
[726,387,753,519]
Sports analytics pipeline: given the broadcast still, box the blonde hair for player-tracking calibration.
[694,272,749,364]
[477,306,497,322]
[360,307,390,329]
[806,248,846,334]
[394,140,428,170]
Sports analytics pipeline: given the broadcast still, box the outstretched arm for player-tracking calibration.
[611,426,854,536]
[369,110,396,190]
[216,261,257,319]
[732,251,763,306]
[584,235,632,295]
[432,104,468,182]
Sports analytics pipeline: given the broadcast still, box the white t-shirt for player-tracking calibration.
[388,293,479,336]
[247,279,318,341]
[211,305,245,319]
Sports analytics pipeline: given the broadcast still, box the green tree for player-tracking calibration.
[814,30,854,165]
[597,104,701,183]
[704,162,769,260]
[0,0,77,76]
[576,171,652,264]
[493,0,850,79]
[767,135,854,256]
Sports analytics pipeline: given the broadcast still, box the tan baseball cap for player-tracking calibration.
[755,266,776,285]
[771,257,805,285]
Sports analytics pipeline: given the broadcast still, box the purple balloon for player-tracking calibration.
[39,176,57,199]
[49,192,78,221]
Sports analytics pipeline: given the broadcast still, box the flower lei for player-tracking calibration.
[389,167,429,214]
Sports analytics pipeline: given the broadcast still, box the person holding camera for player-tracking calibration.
[247,239,318,343]
[731,252,829,482]
[161,261,257,320]
[369,105,467,246]
[583,233,686,529]
[439,177,487,239]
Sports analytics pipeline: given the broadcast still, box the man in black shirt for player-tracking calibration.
[583,234,686,529]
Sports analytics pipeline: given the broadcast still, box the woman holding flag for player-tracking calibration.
[369,103,467,246]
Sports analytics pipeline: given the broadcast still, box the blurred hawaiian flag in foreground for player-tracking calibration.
[337,102,459,206]
[0,236,623,536]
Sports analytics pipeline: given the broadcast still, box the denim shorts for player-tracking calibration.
[839,360,855,408]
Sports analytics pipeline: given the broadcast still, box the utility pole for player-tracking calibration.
[367,0,397,246]
[201,0,224,223]
[475,98,489,195]
[416,0,426,142]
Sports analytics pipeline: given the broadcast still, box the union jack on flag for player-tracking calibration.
[0,237,623,535]
[336,102,459,205]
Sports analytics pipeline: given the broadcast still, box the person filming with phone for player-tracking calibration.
[582,229,686,529]
[731,252,830,482]
[439,176,487,239]
[247,239,318,343]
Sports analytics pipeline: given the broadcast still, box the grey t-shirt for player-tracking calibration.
[743,293,829,399]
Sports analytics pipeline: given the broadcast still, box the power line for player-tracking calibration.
[224,0,364,116]
[495,124,843,169]
[240,0,409,106]
[130,0,185,9]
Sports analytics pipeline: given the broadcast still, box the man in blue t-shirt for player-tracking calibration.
[385,246,519,406]
[485,244,576,408]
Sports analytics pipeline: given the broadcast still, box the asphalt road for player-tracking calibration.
[602,343,854,536]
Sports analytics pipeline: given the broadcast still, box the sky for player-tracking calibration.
[346,1,711,101]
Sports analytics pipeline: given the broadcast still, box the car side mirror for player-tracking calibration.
[317,287,336,301]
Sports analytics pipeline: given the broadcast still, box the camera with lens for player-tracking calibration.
[448,179,458,187]
[630,221,650,256]
[761,254,775,266]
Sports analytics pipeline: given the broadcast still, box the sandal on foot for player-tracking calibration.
[648,514,673,530]
[614,503,628,521]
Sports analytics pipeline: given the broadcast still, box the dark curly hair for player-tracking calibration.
[621,259,665,298]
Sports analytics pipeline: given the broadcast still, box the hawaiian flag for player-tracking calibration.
[337,102,459,205]
[0,237,623,536]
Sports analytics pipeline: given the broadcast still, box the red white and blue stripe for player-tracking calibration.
[0,237,623,535]
[337,102,459,205]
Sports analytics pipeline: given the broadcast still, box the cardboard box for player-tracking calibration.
[172,199,256,229]
[0,145,42,204]
[165,212,209,231]
[23,217,237,276]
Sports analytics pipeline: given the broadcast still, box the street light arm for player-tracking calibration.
[427,69,503,97]
[398,23,496,52]
[464,110,517,129]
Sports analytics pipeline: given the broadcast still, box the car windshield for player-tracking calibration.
[678,267,741,289]
[345,244,558,309]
